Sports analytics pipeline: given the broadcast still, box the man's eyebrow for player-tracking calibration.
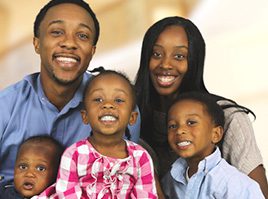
[48,20,93,32]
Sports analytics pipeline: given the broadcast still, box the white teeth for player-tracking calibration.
[157,76,175,83]
[56,57,77,63]
[100,115,116,122]
[177,141,191,147]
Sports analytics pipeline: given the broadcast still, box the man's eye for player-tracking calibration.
[36,166,46,172]
[51,30,63,36]
[19,164,27,170]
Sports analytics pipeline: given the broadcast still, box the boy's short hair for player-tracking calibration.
[170,92,225,128]
[34,0,100,45]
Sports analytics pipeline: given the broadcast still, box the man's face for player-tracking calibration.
[33,3,96,86]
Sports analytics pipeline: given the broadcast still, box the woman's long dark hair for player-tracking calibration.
[134,16,255,142]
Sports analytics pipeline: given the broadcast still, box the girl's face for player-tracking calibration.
[149,25,188,96]
[81,74,137,138]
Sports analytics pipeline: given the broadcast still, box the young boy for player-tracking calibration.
[162,92,264,199]
[37,70,157,198]
[1,136,64,199]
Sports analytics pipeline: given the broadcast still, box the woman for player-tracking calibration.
[135,16,268,197]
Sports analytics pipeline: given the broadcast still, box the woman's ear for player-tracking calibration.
[128,111,138,126]
[80,110,89,124]
[211,126,224,144]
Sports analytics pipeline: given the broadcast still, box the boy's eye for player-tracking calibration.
[36,166,46,172]
[168,124,177,129]
[77,33,89,40]
[18,164,28,170]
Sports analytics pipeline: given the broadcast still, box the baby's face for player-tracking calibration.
[14,143,56,198]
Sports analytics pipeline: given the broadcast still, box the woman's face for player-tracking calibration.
[149,25,188,96]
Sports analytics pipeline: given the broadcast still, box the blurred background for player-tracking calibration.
[0,0,267,174]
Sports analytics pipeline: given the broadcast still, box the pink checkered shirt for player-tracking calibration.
[35,139,157,199]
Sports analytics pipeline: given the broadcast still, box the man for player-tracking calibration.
[0,0,140,191]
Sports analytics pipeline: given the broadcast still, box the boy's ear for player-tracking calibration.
[33,37,40,54]
[128,111,138,126]
[211,126,224,144]
[80,110,89,124]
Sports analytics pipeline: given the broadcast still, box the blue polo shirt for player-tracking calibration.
[161,147,264,198]
[0,72,140,186]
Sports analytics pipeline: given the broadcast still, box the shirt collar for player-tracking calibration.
[24,72,92,111]
[170,147,222,184]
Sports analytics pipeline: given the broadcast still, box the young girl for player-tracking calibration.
[162,92,264,198]
[38,70,157,198]
[135,16,268,197]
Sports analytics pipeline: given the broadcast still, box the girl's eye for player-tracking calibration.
[36,166,46,172]
[18,164,27,170]
[115,98,125,103]
[78,33,89,40]
[187,120,197,126]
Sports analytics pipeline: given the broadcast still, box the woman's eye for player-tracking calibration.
[152,51,162,58]
[174,54,186,61]
[36,166,46,172]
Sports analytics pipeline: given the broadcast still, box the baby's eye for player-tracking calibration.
[18,164,28,170]
[36,166,46,172]
[93,98,103,103]
[115,98,125,103]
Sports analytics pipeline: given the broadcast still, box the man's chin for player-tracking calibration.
[53,75,80,86]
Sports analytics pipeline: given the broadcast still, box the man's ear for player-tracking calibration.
[91,45,96,56]
[33,37,40,54]
[211,126,224,144]
[128,111,138,126]
[80,110,89,124]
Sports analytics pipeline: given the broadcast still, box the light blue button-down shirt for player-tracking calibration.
[162,147,264,199]
[0,72,140,186]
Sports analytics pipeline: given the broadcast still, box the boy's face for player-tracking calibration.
[167,99,222,163]
[14,143,57,198]
[33,3,96,86]
[81,74,137,137]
